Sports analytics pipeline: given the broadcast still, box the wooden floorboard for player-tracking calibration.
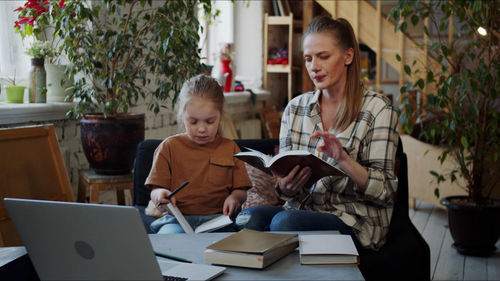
[410,200,500,281]
[434,230,465,280]
[487,241,500,281]
[464,256,487,280]
[419,203,448,279]
[410,200,433,234]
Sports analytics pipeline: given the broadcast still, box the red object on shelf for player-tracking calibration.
[267,57,289,65]
[221,59,232,92]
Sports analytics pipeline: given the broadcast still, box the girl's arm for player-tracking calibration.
[223,189,247,217]
[149,185,176,206]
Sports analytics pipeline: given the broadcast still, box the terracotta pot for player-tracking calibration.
[80,113,145,175]
[441,195,500,257]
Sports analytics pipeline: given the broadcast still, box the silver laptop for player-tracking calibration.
[4,198,225,281]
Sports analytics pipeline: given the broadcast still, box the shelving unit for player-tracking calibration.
[263,13,302,105]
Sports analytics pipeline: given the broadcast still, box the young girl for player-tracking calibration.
[146,74,251,234]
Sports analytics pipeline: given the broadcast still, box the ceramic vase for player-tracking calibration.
[220,59,232,92]
[46,64,71,102]
[29,58,46,103]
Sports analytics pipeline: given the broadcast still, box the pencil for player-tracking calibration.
[154,250,193,263]
[157,181,190,207]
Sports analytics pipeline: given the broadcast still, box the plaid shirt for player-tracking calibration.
[278,89,399,250]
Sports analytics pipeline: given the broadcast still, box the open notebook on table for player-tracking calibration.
[4,198,225,281]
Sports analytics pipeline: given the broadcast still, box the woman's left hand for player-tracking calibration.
[311,131,346,162]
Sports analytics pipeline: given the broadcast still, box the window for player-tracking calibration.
[0,1,31,101]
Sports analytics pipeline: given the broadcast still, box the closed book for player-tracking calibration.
[205,229,299,269]
[234,148,345,189]
[299,234,359,265]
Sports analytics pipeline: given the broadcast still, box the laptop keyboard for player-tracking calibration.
[163,275,188,281]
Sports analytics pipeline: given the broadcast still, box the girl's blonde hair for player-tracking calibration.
[176,74,225,127]
[304,16,362,132]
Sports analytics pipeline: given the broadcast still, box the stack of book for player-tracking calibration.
[205,229,299,269]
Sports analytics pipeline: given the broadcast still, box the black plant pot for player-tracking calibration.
[80,113,145,175]
[440,196,500,257]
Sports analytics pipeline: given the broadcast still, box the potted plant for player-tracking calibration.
[14,0,71,103]
[52,0,214,174]
[0,71,27,104]
[389,0,499,256]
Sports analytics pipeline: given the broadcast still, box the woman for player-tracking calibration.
[236,16,399,250]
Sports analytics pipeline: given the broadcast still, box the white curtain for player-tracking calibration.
[0,1,31,87]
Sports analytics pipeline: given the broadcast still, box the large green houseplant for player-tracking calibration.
[389,0,499,256]
[54,0,214,174]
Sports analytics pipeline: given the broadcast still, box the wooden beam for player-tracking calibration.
[302,0,314,93]
[398,18,405,134]
[398,20,405,91]
[422,9,429,109]
[376,0,382,92]
[263,13,269,90]
[353,0,359,39]
[288,13,293,101]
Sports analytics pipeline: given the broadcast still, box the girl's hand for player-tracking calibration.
[150,187,177,210]
[311,131,346,162]
[223,195,242,217]
[276,165,312,196]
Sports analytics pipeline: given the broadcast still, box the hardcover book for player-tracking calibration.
[205,229,299,269]
[234,148,345,189]
[299,234,359,265]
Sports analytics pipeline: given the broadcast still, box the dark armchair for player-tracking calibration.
[132,137,430,280]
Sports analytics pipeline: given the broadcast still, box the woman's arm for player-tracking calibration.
[313,105,399,205]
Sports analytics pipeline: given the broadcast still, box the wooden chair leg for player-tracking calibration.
[89,186,99,203]
[116,190,125,205]
[77,176,87,203]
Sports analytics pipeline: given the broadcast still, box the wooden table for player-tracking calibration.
[77,169,133,205]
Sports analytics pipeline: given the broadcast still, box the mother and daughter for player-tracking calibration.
[145,15,399,251]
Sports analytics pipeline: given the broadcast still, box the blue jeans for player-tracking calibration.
[235,206,361,247]
[151,213,237,234]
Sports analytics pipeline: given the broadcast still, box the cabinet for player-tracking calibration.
[263,13,302,107]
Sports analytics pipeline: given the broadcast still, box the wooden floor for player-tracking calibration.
[409,200,500,281]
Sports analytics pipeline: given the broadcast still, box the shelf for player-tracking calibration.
[266,64,291,73]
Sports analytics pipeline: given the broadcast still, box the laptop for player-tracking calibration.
[4,198,225,281]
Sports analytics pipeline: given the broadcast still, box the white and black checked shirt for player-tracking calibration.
[278,89,399,250]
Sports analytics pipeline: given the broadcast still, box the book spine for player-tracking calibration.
[205,250,264,269]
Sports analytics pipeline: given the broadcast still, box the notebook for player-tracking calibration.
[3,198,225,281]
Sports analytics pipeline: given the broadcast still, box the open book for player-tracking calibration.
[234,148,345,189]
[205,229,299,269]
[165,203,233,234]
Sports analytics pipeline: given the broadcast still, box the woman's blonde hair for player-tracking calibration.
[304,16,362,132]
[176,74,225,128]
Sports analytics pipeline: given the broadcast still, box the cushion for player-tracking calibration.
[242,163,282,209]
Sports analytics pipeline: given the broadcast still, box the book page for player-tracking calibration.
[165,203,194,233]
[195,215,233,233]
[234,148,273,174]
